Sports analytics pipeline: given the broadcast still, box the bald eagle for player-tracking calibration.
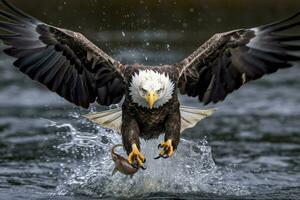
[0,0,299,168]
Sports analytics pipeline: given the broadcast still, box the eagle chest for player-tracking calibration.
[136,108,168,126]
[127,102,173,138]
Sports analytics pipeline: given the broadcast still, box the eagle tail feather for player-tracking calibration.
[83,106,216,135]
[83,107,122,134]
[180,106,216,133]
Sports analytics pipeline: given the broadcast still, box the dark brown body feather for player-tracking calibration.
[121,65,181,154]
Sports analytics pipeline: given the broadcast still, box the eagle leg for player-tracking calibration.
[121,113,145,169]
[127,143,145,169]
[154,107,180,159]
[154,139,174,159]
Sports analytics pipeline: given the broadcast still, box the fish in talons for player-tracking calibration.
[111,144,146,178]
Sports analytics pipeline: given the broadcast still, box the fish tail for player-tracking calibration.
[111,144,123,155]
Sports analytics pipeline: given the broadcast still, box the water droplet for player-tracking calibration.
[167,44,170,51]
[189,8,194,13]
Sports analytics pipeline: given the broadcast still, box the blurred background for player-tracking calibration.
[0,0,299,199]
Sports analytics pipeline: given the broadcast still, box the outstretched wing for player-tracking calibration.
[175,12,300,104]
[0,0,125,108]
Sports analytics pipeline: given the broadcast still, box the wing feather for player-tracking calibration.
[176,12,300,104]
[0,0,125,108]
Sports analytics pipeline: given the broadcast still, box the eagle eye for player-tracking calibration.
[157,88,163,94]
[140,87,147,94]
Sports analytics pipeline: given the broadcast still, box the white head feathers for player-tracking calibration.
[129,70,174,108]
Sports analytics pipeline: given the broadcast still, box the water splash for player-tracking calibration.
[45,116,249,198]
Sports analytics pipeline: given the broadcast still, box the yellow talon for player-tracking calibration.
[157,139,174,158]
[128,144,145,168]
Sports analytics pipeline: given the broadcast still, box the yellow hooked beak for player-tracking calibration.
[146,90,158,109]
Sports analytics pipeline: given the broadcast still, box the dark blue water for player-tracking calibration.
[0,1,299,199]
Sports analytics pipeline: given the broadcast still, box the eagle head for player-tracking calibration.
[129,70,174,109]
